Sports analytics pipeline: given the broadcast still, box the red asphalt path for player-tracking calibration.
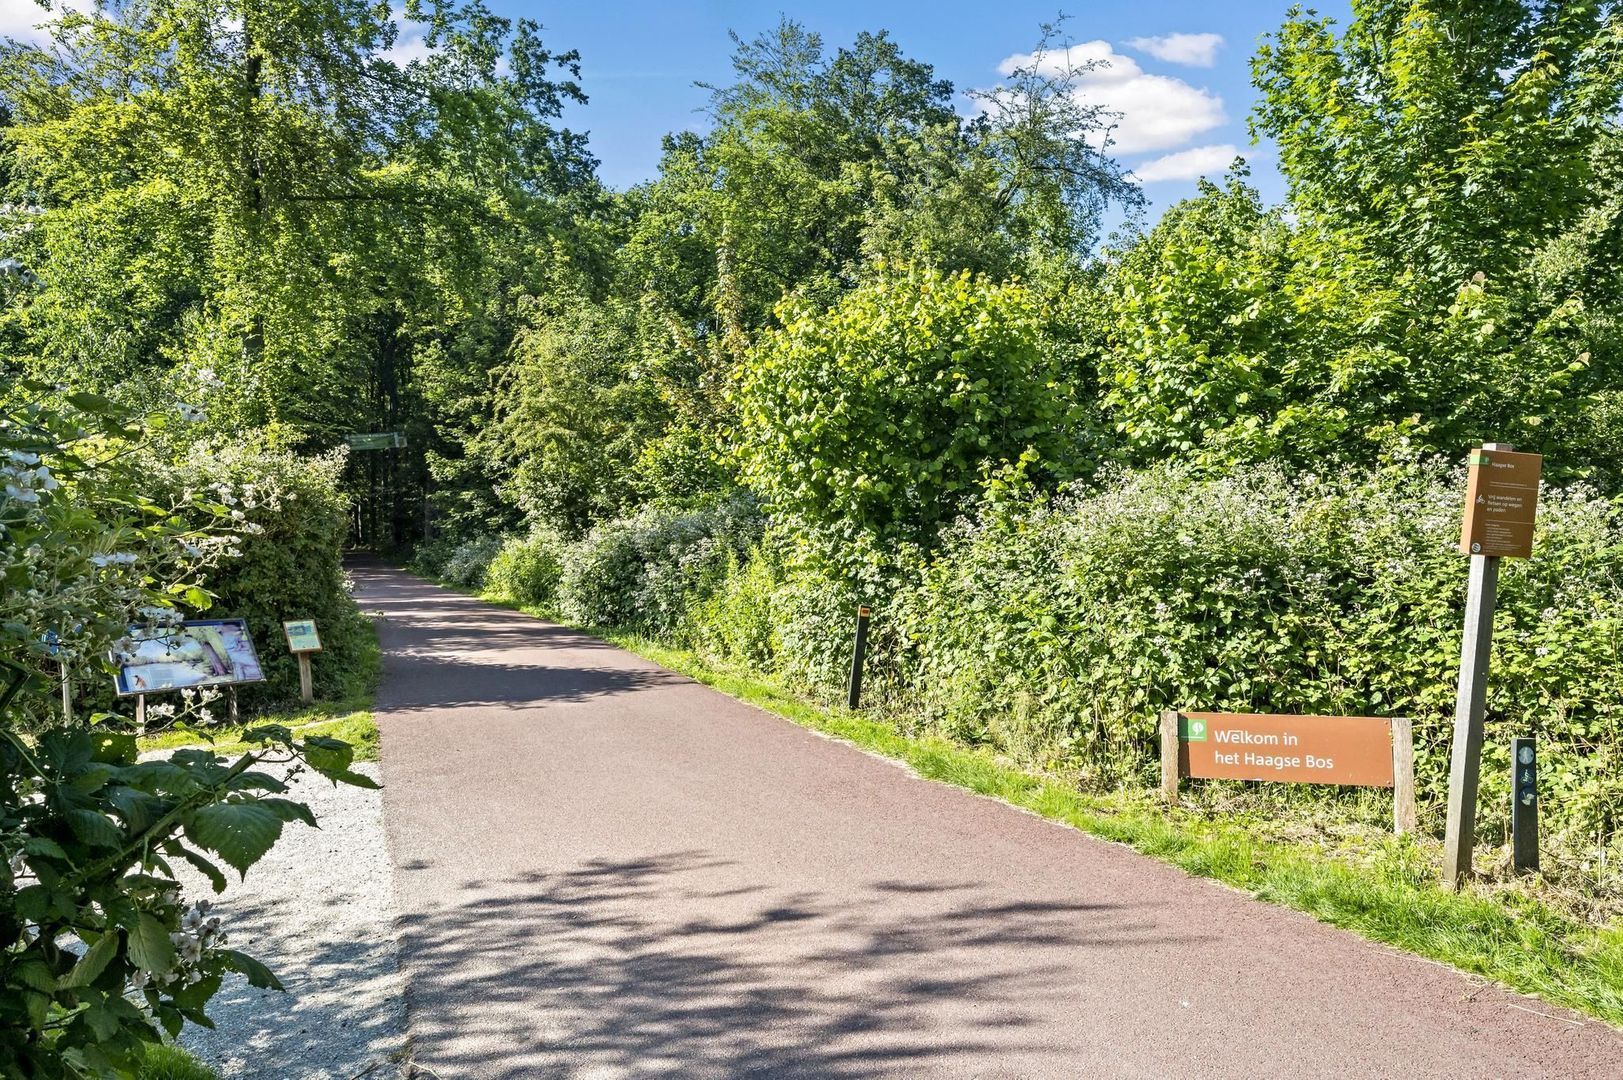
[354,563,1623,1078]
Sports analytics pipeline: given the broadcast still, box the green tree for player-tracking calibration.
[1100,1,1623,473]
[0,0,597,544]
[732,265,1080,559]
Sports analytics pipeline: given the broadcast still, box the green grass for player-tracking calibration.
[137,699,379,761]
[135,1044,218,1080]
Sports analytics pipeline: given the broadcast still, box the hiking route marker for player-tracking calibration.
[1443,443,1541,888]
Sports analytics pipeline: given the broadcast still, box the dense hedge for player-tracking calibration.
[166,443,373,706]
[417,462,1623,870]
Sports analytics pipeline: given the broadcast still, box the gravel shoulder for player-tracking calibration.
[175,761,409,1080]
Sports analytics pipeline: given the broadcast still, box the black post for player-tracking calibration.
[1511,736,1539,874]
[847,606,871,709]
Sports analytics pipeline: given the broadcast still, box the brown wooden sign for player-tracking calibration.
[1460,447,1541,558]
[1160,711,1417,834]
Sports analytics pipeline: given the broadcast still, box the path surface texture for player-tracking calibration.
[354,563,1623,1079]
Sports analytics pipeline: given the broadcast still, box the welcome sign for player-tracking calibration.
[1162,711,1417,834]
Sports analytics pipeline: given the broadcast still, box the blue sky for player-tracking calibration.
[495,1,1353,219]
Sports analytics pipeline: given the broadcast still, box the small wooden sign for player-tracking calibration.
[282,620,322,653]
[1460,447,1541,558]
[1161,711,1416,834]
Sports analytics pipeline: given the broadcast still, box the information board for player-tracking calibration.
[113,619,265,696]
[283,619,322,653]
[1459,447,1542,558]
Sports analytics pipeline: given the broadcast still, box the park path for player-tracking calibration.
[352,562,1623,1079]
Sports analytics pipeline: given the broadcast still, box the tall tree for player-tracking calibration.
[0,0,598,542]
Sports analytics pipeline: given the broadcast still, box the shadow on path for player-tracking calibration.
[396,851,1193,1079]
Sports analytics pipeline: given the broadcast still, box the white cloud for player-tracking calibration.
[1130,144,1242,183]
[384,7,434,67]
[1126,32,1225,68]
[0,0,65,45]
[995,40,1226,156]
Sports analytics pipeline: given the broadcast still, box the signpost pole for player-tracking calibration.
[1443,443,1514,887]
[1391,716,1416,836]
[297,653,314,704]
[59,662,72,722]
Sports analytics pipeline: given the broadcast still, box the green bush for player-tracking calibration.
[436,535,505,590]
[485,529,567,607]
[897,461,1623,859]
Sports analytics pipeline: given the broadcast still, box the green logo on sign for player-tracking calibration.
[1180,717,1208,742]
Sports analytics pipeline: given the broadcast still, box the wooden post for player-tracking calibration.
[1160,711,1182,805]
[59,662,72,722]
[1443,444,1513,886]
[1390,716,1416,836]
[135,693,145,727]
[227,686,239,726]
[297,652,314,704]
[1511,736,1539,874]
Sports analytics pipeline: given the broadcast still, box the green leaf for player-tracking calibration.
[90,731,138,765]
[259,798,317,828]
[10,958,57,993]
[63,930,119,988]
[22,991,49,1031]
[23,837,69,860]
[222,949,284,991]
[65,391,123,415]
[127,913,176,977]
[172,844,228,894]
[301,736,354,776]
[184,801,283,875]
[65,808,123,848]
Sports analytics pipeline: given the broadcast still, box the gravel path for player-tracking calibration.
[176,761,409,1080]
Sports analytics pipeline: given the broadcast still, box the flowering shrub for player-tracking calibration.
[894,462,1623,862]
[435,534,505,590]
[1,388,370,1077]
[556,498,762,633]
[156,442,371,705]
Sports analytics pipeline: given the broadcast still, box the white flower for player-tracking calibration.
[6,450,39,465]
[177,402,206,423]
